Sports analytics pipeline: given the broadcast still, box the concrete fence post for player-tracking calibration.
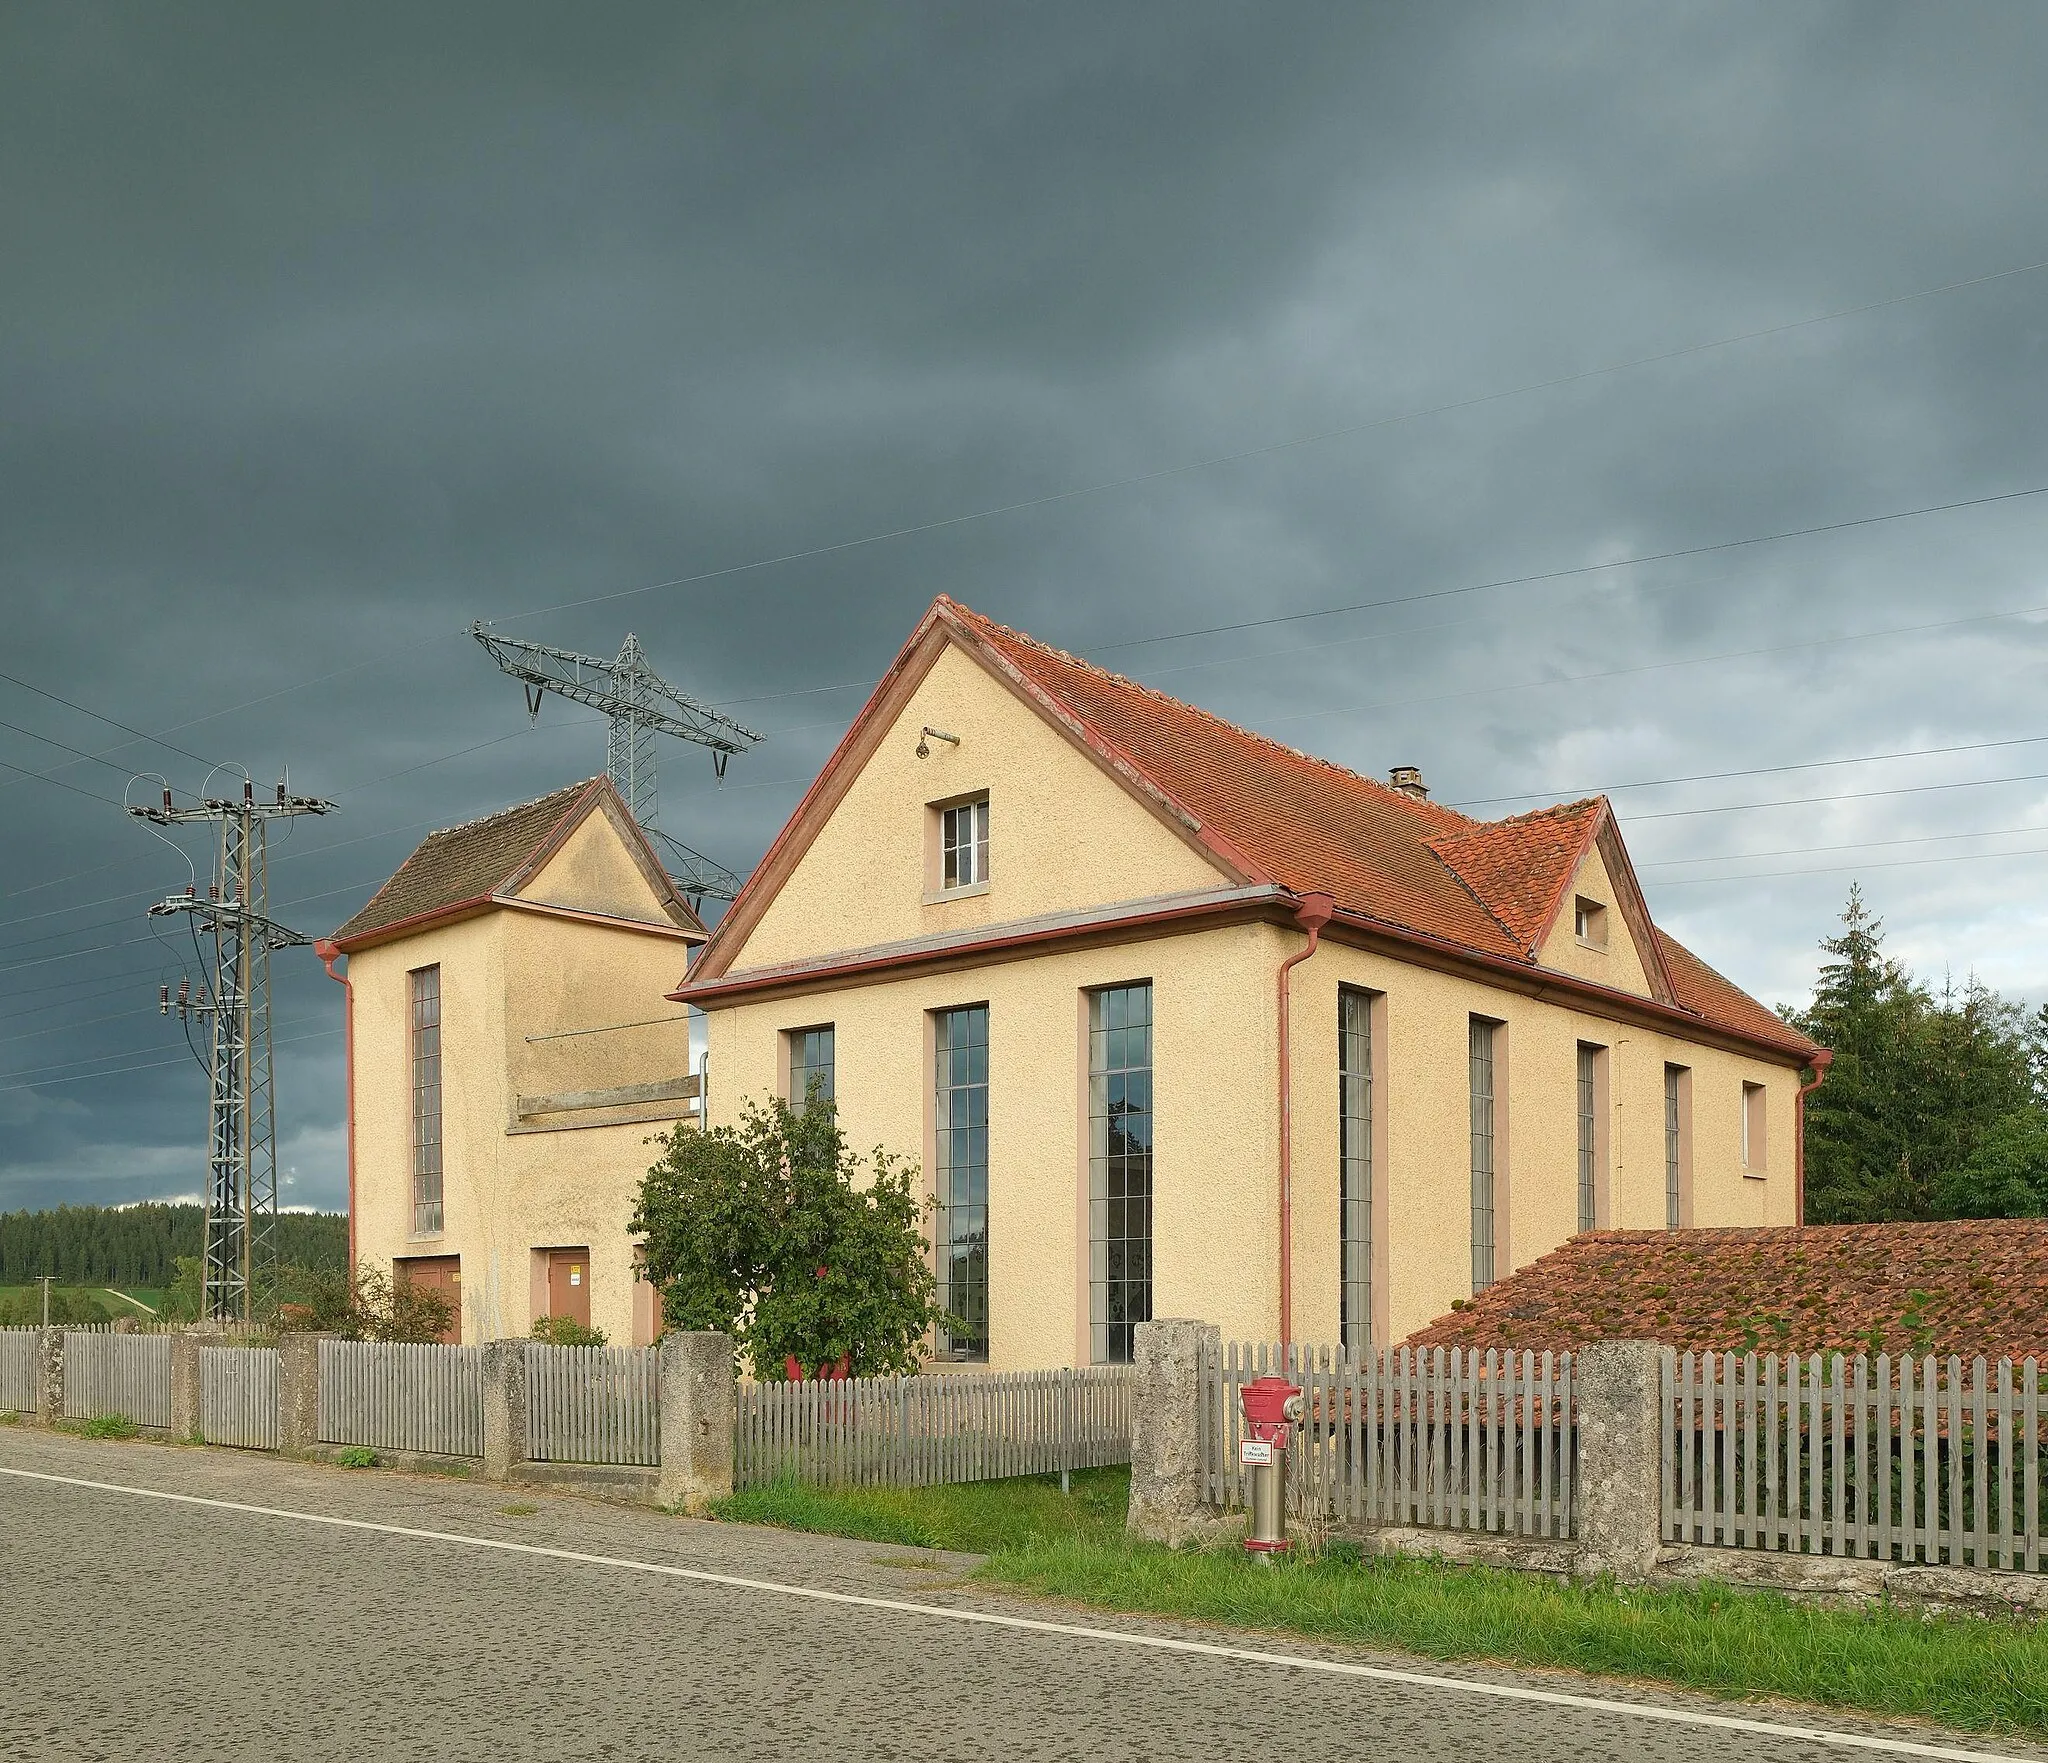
[1126,1318,1220,1546]
[169,1332,203,1442]
[1573,1339,1665,1583]
[482,1339,529,1482]
[35,1328,63,1427]
[656,1331,735,1512]
[276,1332,325,1454]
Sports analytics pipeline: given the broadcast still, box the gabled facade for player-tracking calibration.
[674,598,1825,1371]
[320,776,704,1345]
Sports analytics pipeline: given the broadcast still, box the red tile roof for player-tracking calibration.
[331,776,701,949]
[1404,1221,2048,1364]
[943,600,1815,1059]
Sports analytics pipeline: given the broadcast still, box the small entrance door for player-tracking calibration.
[546,1248,591,1329]
[394,1255,462,1344]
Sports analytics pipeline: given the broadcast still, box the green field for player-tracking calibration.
[0,1284,167,1323]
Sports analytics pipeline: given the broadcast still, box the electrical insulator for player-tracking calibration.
[209,884,218,900]
[275,781,286,804]
[161,787,173,813]
[243,779,254,805]
[159,985,170,1014]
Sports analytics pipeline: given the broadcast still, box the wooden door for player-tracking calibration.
[394,1255,462,1344]
[546,1248,591,1329]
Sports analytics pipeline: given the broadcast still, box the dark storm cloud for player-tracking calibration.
[4,1,2047,1210]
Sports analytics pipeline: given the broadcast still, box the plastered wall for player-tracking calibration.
[348,869,694,1346]
[729,642,1227,971]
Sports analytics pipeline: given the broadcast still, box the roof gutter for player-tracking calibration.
[1275,892,1335,1346]
[1795,1048,1835,1225]
[314,940,355,1275]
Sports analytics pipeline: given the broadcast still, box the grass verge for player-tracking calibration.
[712,1467,2046,1737]
[985,1537,2048,1738]
[709,1466,1129,1554]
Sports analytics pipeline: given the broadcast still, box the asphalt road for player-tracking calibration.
[0,1427,2038,1763]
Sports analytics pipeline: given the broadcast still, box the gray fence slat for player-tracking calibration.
[200,1346,279,1449]
[62,1331,172,1428]
[524,1341,659,1467]
[317,1338,483,1458]
[730,1364,1134,1491]
[0,1328,38,1414]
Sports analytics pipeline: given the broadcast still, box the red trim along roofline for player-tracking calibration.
[688,596,1263,985]
[674,883,1820,1067]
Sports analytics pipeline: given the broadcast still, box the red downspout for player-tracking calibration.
[1275,891,1336,1346]
[315,940,356,1274]
[1794,1047,1834,1226]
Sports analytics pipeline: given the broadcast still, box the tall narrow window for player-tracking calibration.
[1742,1081,1768,1174]
[410,966,443,1235]
[933,1006,989,1359]
[1665,1065,1688,1229]
[1090,982,1153,1364]
[940,796,990,889]
[788,1025,834,1110]
[1469,1018,1497,1291]
[1338,989,1373,1351]
[1576,1044,1599,1234]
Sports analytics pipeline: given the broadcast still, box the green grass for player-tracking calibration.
[55,1413,139,1440]
[710,1467,1130,1554]
[336,1446,378,1469]
[987,1539,2048,1737]
[712,1467,2047,1737]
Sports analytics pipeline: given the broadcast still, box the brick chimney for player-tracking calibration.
[1388,765,1429,801]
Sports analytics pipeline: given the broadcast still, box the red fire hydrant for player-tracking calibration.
[1240,1374,1304,1558]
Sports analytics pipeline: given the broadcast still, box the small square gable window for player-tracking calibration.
[1573,896,1608,949]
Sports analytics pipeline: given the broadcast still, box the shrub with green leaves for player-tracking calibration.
[635,1094,943,1380]
[530,1314,607,1347]
[336,1446,378,1468]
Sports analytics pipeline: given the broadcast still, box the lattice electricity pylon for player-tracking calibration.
[133,777,334,1323]
[470,622,762,901]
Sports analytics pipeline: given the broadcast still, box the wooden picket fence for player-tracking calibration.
[1202,1341,1578,1539]
[0,1327,38,1413]
[1665,1350,2047,1571]
[525,1342,660,1467]
[62,1330,172,1429]
[201,1345,280,1450]
[319,1337,485,1459]
[734,1365,1134,1491]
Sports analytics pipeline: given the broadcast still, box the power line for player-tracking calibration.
[0,670,217,772]
[496,255,2048,629]
[1638,821,2048,869]
[1091,484,2048,662]
[1650,844,2048,888]
[1260,598,2048,732]
[1628,769,2048,823]
[0,1027,339,1096]
[1453,735,2048,811]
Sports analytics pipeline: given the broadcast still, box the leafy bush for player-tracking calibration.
[268,1265,455,1343]
[336,1446,378,1468]
[635,1094,943,1381]
[530,1314,607,1347]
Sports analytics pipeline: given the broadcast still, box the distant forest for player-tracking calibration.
[0,1204,348,1286]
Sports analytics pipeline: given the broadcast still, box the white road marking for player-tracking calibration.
[0,1463,2030,1762]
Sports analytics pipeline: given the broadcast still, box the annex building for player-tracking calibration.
[321,775,702,1345]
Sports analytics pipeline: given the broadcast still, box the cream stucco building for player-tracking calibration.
[672,597,1827,1371]
[320,776,703,1345]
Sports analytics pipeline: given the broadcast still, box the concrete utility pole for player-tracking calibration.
[39,1274,54,1328]
[132,774,334,1324]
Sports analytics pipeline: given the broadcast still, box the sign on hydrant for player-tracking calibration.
[1240,1374,1304,1558]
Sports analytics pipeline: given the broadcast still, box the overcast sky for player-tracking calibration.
[4,3,2046,1216]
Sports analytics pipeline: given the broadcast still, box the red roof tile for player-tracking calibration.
[1404,1221,2048,1364]
[945,600,1814,1058]
[332,776,701,948]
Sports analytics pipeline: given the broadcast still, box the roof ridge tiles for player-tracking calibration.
[420,776,599,844]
